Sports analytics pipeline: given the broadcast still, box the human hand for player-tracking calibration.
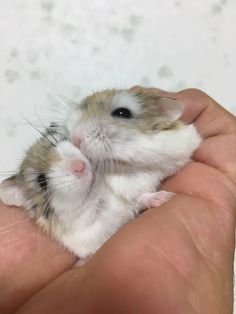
[1,88,235,314]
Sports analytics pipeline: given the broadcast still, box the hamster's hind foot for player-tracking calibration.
[138,191,175,209]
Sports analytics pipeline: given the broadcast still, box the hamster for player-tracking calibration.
[0,86,201,260]
[66,86,201,208]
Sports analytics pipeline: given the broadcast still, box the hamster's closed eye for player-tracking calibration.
[37,174,48,191]
[111,107,132,119]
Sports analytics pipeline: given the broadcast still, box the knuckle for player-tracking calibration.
[179,88,209,99]
[177,88,217,109]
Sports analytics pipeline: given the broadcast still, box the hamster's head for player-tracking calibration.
[0,128,93,227]
[66,87,185,166]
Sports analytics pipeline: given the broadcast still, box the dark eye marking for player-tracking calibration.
[111,107,132,119]
[37,174,48,191]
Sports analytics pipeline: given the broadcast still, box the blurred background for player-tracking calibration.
[0,0,236,309]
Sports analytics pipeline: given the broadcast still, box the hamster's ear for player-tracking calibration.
[0,176,26,207]
[130,87,184,122]
[157,97,184,122]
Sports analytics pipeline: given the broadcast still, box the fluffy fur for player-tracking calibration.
[0,87,201,259]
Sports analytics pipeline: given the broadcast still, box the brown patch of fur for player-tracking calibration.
[78,87,183,133]
[17,135,62,232]
[21,137,60,174]
[80,89,120,119]
[131,87,182,131]
[36,214,58,234]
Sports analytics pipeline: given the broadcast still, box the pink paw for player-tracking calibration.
[138,191,175,209]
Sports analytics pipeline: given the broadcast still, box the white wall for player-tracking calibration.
[0,0,235,172]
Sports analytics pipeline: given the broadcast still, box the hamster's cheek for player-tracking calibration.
[110,131,142,160]
[48,163,93,204]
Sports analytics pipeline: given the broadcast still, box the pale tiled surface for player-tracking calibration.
[0,0,236,308]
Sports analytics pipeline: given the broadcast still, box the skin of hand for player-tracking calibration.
[0,88,236,314]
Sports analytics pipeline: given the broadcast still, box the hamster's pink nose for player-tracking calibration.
[72,136,81,148]
[71,160,85,174]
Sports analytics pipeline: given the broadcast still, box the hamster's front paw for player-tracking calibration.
[138,191,175,209]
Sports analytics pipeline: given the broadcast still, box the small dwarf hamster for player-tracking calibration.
[0,87,201,260]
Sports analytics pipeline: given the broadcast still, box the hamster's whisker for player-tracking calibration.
[49,107,68,115]
[34,107,51,132]
[48,113,69,126]
[34,110,60,146]
[27,190,58,220]
[47,132,60,146]
[25,187,50,203]
[51,179,90,199]
[19,171,46,176]
[23,118,57,147]
[0,171,21,176]
[40,193,56,215]
[57,93,76,109]
[51,180,83,192]
[51,98,71,111]
[103,140,112,155]
[37,129,56,147]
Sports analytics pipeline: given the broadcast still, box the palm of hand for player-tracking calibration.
[0,89,235,314]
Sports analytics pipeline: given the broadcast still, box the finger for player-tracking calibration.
[130,86,236,183]
[0,202,75,313]
[131,86,236,137]
[172,89,236,184]
[162,161,236,219]
[146,87,236,137]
